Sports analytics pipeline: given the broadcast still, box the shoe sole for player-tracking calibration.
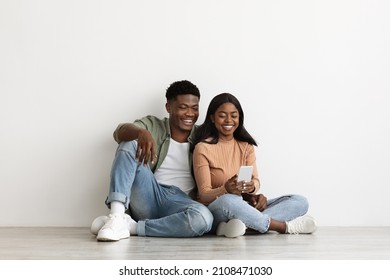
[97,231,130,241]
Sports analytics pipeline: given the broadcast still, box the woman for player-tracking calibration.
[192,93,316,237]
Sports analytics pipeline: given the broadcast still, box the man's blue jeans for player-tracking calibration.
[208,193,309,233]
[105,141,213,237]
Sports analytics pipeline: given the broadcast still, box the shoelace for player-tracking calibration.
[102,215,125,230]
[288,217,305,234]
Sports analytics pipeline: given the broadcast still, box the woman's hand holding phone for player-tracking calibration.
[237,166,255,193]
[224,166,255,195]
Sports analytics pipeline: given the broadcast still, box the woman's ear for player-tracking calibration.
[210,114,215,123]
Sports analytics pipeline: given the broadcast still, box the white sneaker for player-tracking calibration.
[96,214,131,241]
[286,215,317,234]
[216,219,246,238]
[91,214,136,236]
[90,216,108,235]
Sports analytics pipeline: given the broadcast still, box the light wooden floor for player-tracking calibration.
[0,227,389,260]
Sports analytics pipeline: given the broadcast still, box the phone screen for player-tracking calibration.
[237,166,253,182]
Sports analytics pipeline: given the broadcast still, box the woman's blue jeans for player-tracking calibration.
[105,141,213,237]
[208,193,309,233]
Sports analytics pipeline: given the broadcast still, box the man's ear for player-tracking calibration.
[165,102,170,113]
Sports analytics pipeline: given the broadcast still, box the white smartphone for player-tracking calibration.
[237,166,253,182]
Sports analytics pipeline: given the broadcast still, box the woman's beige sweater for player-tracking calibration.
[193,138,260,205]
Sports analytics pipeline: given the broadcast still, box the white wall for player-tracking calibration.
[1,0,389,227]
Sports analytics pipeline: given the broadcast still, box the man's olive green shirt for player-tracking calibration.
[113,115,198,173]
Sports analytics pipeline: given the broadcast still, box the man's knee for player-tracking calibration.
[117,140,137,153]
[188,204,213,236]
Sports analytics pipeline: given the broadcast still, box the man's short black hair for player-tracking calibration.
[165,80,200,101]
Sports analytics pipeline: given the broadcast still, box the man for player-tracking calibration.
[91,80,214,241]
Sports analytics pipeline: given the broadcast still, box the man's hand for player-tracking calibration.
[243,193,267,212]
[136,129,157,165]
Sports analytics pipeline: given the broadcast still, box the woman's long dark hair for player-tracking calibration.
[192,93,257,151]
